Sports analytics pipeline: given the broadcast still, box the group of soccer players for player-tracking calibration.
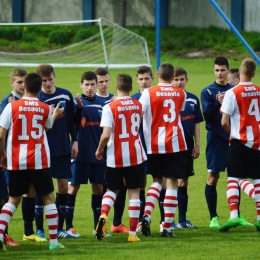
[0,56,260,251]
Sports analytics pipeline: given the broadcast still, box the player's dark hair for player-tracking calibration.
[158,62,174,81]
[229,68,239,80]
[37,64,56,77]
[25,73,42,94]
[81,71,97,83]
[94,67,109,76]
[116,74,132,92]
[214,57,229,69]
[174,67,188,78]
[136,66,153,77]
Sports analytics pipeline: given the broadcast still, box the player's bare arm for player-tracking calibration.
[192,123,200,159]
[71,141,78,159]
[0,126,7,170]
[95,126,112,160]
[221,113,231,134]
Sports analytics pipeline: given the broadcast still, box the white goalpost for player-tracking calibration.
[0,18,151,69]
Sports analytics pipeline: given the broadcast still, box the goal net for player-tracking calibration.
[0,18,151,69]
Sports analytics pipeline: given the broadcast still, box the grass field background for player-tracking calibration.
[0,57,260,259]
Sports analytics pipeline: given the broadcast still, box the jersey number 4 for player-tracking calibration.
[248,99,260,121]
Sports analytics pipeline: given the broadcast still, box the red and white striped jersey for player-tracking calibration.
[100,96,147,168]
[139,83,187,154]
[0,97,52,170]
[221,82,260,150]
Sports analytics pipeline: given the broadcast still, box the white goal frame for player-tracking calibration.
[0,17,151,69]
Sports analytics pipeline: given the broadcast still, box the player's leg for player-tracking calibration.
[111,184,129,234]
[95,166,120,240]
[34,193,46,238]
[0,171,19,247]
[126,163,144,242]
[141,154,163,236]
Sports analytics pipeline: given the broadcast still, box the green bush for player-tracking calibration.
[74,28,95,42]
[0,27,23,41]
[48,30,70,45]
[22,32,37,42]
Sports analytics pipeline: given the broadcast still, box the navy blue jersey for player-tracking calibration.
[38,87,74,157]
[96,93,114,107]
[1,92,22,114]
[131,91,141,101]
[72,94,105,164]
[201,82,233,140]
[181,91,204,140]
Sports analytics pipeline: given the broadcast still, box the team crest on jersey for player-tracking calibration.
[189,103,195,112]
[81,117,87,127]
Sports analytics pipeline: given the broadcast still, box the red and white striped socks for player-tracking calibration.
[128,199,140,236]
[226,177,239,219]
[45,204,58,245]
[101,191,116,216]
[0,203,16,241]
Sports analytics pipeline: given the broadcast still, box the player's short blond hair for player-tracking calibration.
[10,68,27,82]
[240,58,256,77]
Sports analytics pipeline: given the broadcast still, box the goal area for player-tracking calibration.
[0,18,151,69]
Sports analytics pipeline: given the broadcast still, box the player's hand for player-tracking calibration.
[8,95,15,103]
[0,154,7,173]
[95,149,104,160]
[53,102,65,117]
[76,94,83,108]
[192,145,200,159]
[216,91,225,104]
[109,95,117,102]
[71,141,78,158]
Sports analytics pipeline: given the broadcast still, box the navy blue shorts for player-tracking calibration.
[4,169,9,185]
[206,132,229,173]
[106,163,144,190]
[0,173,8,200]
[69,162,106,185]
[227,139,260,179]
[51,155,72,179]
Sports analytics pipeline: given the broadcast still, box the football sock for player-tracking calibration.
[252,179,260,221]
[239,179,255,199]
[45,204,58,245]
[0,203,16,241]
[22,196,35,236]
[205,183,218,220]
[144,182,162,216]
[92,194,103,229]
[113,186,127,227]
[128,199,140,236]
[34,194,44,231]
[226,177,239,219]
[158,189,166,223]
[163,189,178,231]
[56,193,67,231]
[101,191,116,216]
[139,189,145,222]
[178,186,188,223]
[66,194,76,230]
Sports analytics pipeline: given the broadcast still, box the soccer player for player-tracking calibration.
[66,71,108,237]
[139,62,187,237]
[0,72,65,251]
[34,64,78,238]
[131,66,154,231]
[0,68,27,246]
[94,67,128,234]
[200,57,233,228]
[219,58,260,231]
[227,68,240,85]
[171,67,204,229]
[201,57,254,228]
[95,73,146,242]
